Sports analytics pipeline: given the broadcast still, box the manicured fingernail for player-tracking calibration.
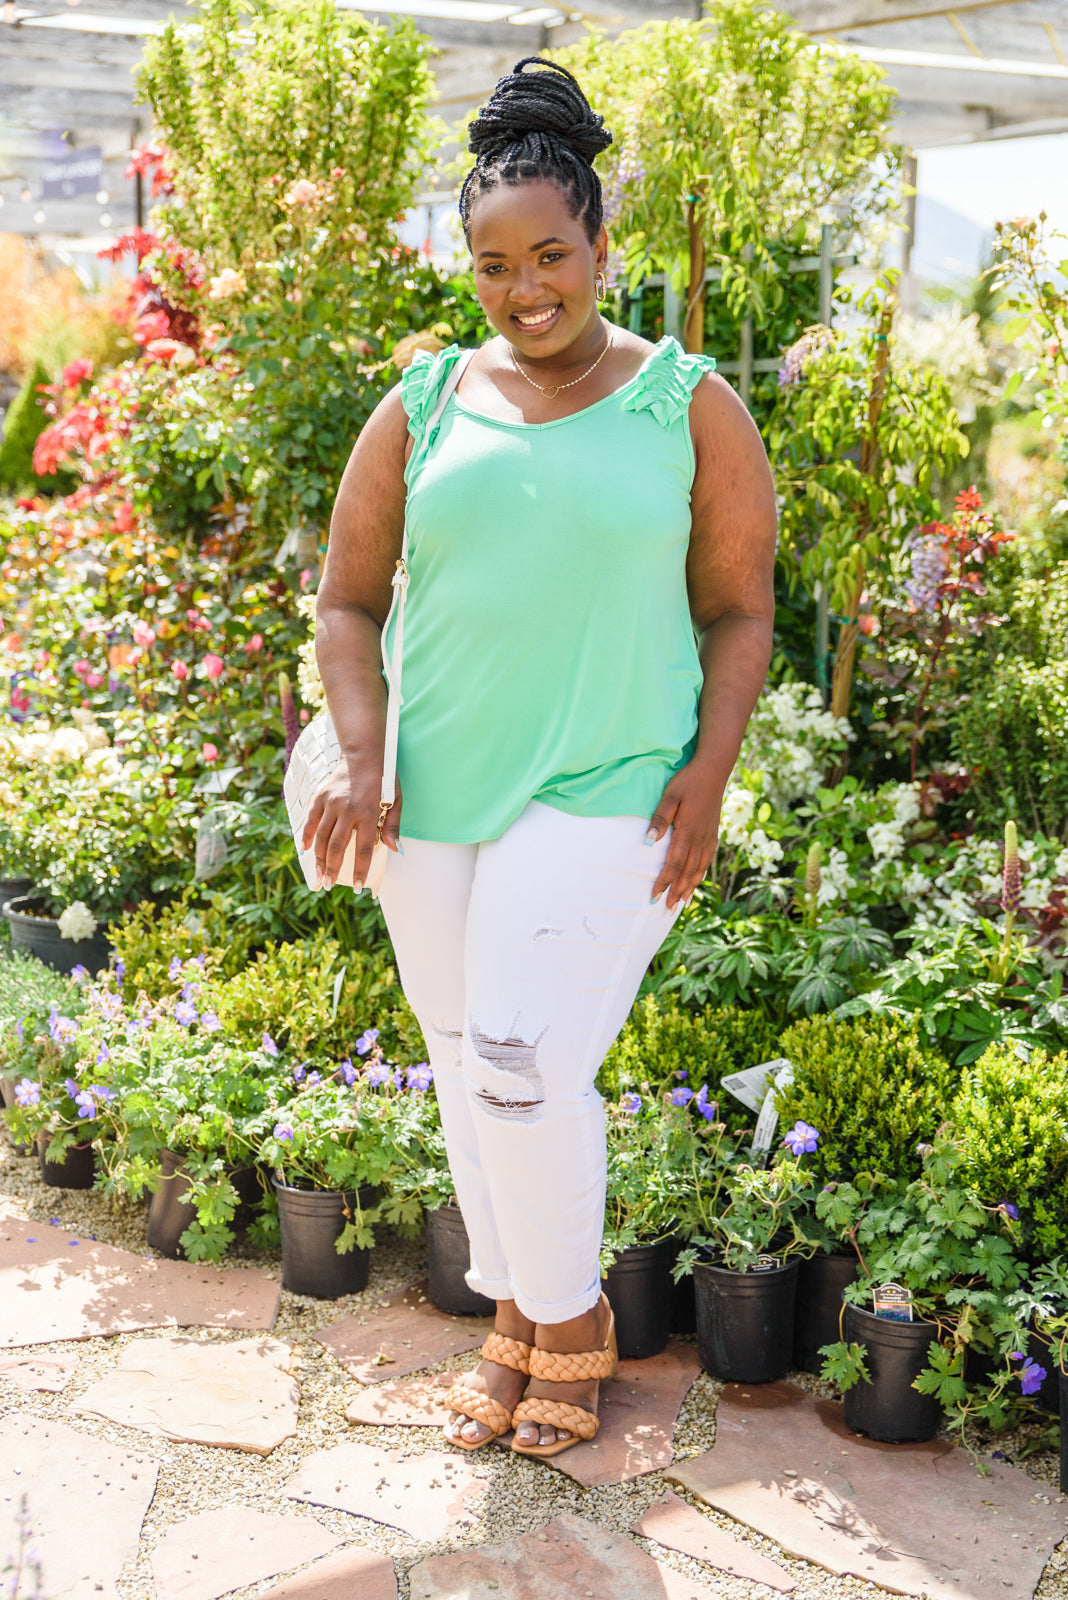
[396,842,404,856]
[323,874,335,890]
[354,880,363,893]
[644,828,658,846]
[651,890,664,904]
[314,871,323,889]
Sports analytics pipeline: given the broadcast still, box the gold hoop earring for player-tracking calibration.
[595,271,607,303]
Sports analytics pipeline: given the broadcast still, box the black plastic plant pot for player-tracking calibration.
[842,1301,943,1443]
[0,876,34,911]
[693,1257,799,1383]
[37,1133,96,1190]
[5,896,111,978]
[603,1237,676,1359]
[427,1204,495,1317]
[146,1149,197,1259]
[671,1266,697,1336]
[231,1165,267,1234]
[1060,1368,1067,1497]
[273,1177,373,1298]
[793,1252,859,1374]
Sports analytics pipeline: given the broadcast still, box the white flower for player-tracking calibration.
[719,788,756,847]
[50,727,89,763]
[58,902,97,941]
[1021,876,1053,911]
[745,829,783,876]
[867,820,905,861]
[817,846,854,906]
[83,749,125,788]
[889,783,922,826]
[208,267,247,300]
[1055,847,1068,881]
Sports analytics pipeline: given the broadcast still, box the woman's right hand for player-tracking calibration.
[302,758,402,890]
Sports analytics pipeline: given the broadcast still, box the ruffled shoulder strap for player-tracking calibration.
[400,343,464,445]
[622,336,717,428]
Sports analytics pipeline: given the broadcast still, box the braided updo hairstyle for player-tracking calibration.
[459,57,613,243]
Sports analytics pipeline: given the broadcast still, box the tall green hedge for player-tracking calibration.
[0,361,59,494]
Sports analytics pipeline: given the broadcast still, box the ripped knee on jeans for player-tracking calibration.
[469,1022,546,1121]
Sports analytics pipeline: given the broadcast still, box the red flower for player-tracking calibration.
[133,311,170,346]
[97,228,160,265]
[62,358,94,390]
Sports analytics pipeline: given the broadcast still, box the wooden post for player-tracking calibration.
[683,194,706,354]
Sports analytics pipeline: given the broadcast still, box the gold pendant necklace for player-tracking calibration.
[509,333,612,400]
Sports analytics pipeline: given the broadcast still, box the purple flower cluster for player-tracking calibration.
[89,987,123,1024]
[778,326,833,390]
[63,1079,116,1120]
[48,1005,79,1045]
[601,150,647,224]
[1001,821,1021,917]
[903,531,948,613]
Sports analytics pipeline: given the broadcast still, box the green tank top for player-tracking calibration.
[391,335,714,843]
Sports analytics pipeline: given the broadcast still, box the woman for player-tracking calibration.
[307,57,777,1458]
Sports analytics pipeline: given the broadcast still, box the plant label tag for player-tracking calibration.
[753,1254,781,1272]
[722,1057,793,1113]
[873,1282,913,1321]
[749,1061,795,1161]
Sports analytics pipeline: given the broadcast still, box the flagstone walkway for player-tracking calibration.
[1,1139,1066,1600]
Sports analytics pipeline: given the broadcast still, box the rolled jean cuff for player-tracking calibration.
[465,1268,511,1303]
[511,1280,603,1326]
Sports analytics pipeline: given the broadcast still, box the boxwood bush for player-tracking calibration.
[952,1044,1068,1261]
[774,1013,954,1182]
[599,993,780,1123]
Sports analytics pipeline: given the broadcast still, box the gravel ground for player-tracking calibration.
[1,1135,1065,1600]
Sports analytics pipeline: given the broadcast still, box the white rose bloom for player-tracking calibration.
[50,728,89,763]
[58,901,97,941]
[82,724,109,754]
[70,708,96,729]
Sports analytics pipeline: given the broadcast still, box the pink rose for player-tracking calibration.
[132,621,155,649]
[63,358,93,389]
[202,742,219,763]
[284,178,319,207]
[203,653,224,680]
[85,671,105,689]
[244,633,264,654]
[171,660,189,681]
[73,658,90,679]
[299,707,309,723]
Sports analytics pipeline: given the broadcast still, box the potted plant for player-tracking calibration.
[384,1066,494,1316]
[601,1083,744,1359]
[819,1137,1030,1446]
[1,1008,113,1189]
[1022,1261,1068,1493]
[0,954,85,1156]
[258,1035,428,1298]
[675,1142,818,1383]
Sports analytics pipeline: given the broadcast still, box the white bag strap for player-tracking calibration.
[379,348,475,820]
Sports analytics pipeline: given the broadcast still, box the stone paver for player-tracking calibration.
[545,1342,701,1487]
[0,1350,78,1391]
[346,1373,455,1427]
[408,1511,722,1599]
[316,1280,490,1384]
[255,1543,399,1600]
[0,1214,279,1346]
[76,1334,300,1454]
[0,1413,159,1600]
[151,1508,343,1600]
[285,1441,488,1540]
[667,1381,1068,1600]
[634,1491,795,1590]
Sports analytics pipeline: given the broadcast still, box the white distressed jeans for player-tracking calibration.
[377,800,679,1324]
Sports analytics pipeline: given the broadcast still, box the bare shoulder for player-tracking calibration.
[689,369,767,465]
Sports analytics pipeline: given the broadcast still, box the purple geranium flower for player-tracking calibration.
[14,1018,23,1042]
[262,1032,279,1057]
[1019,1358,1048,1397]
[407,1062,433,1092]
[201,1010,221,1033]
[168,956,183,980]
[336,1058,356,1087]
[782,1121,821,1157]
[70,964,90,984]
[174,999,198,1028]
[89,987,122,1023]
[670,1086,694,1107]
[13,1077,40,1107]
[620,1092,642,1114]
[74,1089,97,1119]
[392,1067,404,1090]
[96,1043,109,1066]
[273,1122,295,1142]
[355,1027,380,1057]
[364,1061,391,1088]
[999,1201,1020,1221]
[49,1012,79,1045]
[693,1084,717,1122]
[292,1063,307,1082]
[114,959,125,982]
[306,1070,322,1087]
[90,1084,116,1104]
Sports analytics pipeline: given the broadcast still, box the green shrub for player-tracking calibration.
[599,994,781,1122]
[774,1013,955,1183]
[952,1044,1068,1261]
[110,893,253,1000]
[0,361,71,494]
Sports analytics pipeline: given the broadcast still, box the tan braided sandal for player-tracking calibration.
[510,1307,618,1460]
[441,1332,532,1452]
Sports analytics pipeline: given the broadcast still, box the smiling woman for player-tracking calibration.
[309,56,777,1465]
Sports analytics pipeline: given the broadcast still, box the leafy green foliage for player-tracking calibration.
[952,1045,1068,1262]
[775,1013,954,1183]
[597,993,780,1120]
[0,362,71,494]
[678,1157,816,1273]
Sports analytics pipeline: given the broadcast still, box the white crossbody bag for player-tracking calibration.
[283,348,475,898]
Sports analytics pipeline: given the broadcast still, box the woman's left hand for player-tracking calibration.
[647,759,722,911]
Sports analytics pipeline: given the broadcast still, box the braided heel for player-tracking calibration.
[511,1305,618,1460]
[442,1333,533,1452]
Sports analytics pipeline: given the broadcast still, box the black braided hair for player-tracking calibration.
[459,57,613,243]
